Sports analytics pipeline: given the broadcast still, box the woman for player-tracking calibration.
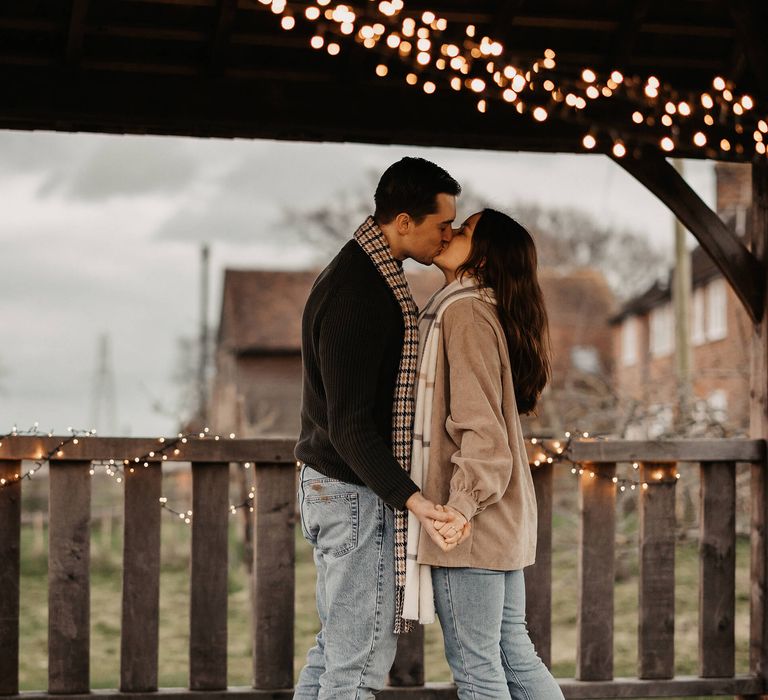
[403,208,564,699]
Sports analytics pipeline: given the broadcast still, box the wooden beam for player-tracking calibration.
[614,147,765,323]
[568,438,764,463]
[747,158,768,689]
[0,435,297,463]
[5,676,767,699]
[208,0,238,72]
[728,0,768,98]
[65,0,90,66]
[608,0,651,71]
[0,67,755,161]
[110,0,736,38]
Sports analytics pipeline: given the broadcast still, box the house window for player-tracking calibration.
[650,304,673,358]
[572,345,600,374]
[706,278,727,342]
[622,317,638,367]
[691,286,705,346]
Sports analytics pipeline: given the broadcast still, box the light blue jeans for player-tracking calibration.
[432,567,564,700]
[294,465,399,699]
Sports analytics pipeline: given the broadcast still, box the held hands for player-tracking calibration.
[405,493,471,553]
[432,504,471,549]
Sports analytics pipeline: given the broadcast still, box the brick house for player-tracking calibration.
[609,163,752,437]
[210,264,616,438]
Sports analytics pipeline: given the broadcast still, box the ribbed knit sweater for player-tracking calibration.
[295,239,420,510]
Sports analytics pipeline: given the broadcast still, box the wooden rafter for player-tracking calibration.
[65,0,90,65]
[614,147,764,323]
[608,0,651,71]
[727,0,768,97]
[208,0,238,71]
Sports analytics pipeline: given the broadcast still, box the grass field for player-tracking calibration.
[15,467,752,700]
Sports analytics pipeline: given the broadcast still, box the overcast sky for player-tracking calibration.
[0,129,715,436]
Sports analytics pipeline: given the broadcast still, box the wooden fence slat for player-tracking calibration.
[390,624,424,687]
[699,461,736,677]
[638,462,677,679]
[525,462,553,668]
[576,462,616,681]
[120,463,162,691]
[190,462,230,690]
[252,463,296,690]
[0,460,22,695]
[749,460,768,688]
[48,460,91,694]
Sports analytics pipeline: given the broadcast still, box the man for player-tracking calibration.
[294,157,461,699]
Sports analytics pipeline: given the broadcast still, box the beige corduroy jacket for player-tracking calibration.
[416,296,538,571]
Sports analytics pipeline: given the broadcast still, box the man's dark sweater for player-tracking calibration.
[295,239,420,510]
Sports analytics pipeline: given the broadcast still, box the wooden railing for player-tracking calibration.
[0,435,766,699]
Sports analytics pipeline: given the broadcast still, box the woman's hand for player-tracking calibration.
[433,504,471,548]
[405,491,456,552]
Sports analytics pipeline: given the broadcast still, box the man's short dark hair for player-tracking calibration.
[374,157,461,225]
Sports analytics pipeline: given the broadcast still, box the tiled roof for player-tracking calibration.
[217,266,446,353]
[218,265,615,354]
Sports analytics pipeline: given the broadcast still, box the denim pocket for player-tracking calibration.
[304,489,360,558]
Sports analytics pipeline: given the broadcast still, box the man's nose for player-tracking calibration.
[443,228,455,242]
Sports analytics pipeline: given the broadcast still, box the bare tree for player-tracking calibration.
[281,179,666,302]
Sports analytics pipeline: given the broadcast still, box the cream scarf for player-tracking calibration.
[403,276,496,623]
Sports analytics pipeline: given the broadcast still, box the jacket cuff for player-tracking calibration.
[386,479,420,511]
[447,491,479,522]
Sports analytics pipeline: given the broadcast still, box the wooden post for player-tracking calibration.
[525,462,553,668]
[745,158,768,700]
[120,463,162,692]
[699,461,736,677]
[0,460,21,695]
[638,462,677,679]
[389,625,425,687]
[48,460,91,694]
[576,462,616,681]
[252,463,296,690]
[190,462,230,690]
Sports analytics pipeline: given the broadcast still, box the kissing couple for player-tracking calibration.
[293,157,564,700]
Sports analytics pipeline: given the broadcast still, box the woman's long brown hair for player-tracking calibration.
[457,208,552,415]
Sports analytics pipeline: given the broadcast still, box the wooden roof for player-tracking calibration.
[2,0,767,161]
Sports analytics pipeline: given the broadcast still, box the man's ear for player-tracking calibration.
[394,212,412,236]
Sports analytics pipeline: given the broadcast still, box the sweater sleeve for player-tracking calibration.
[318,291,419,510]
[442,303,514,522]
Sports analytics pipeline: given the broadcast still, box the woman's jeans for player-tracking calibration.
[294,465,399,700]
[432,567,565,700]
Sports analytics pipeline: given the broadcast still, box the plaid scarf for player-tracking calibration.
[354,215,418,634]
[403,277,495,624]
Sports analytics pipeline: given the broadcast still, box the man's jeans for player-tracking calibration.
[432,567,565,700]
[294,465,399,700]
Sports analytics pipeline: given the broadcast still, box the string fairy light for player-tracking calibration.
[526,431,683,492]
[0,425,256,526]
[255,1,767,160]
[1,425,685,526]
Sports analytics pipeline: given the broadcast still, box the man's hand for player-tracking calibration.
[406,492,455,552]
[433,504,471,547]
